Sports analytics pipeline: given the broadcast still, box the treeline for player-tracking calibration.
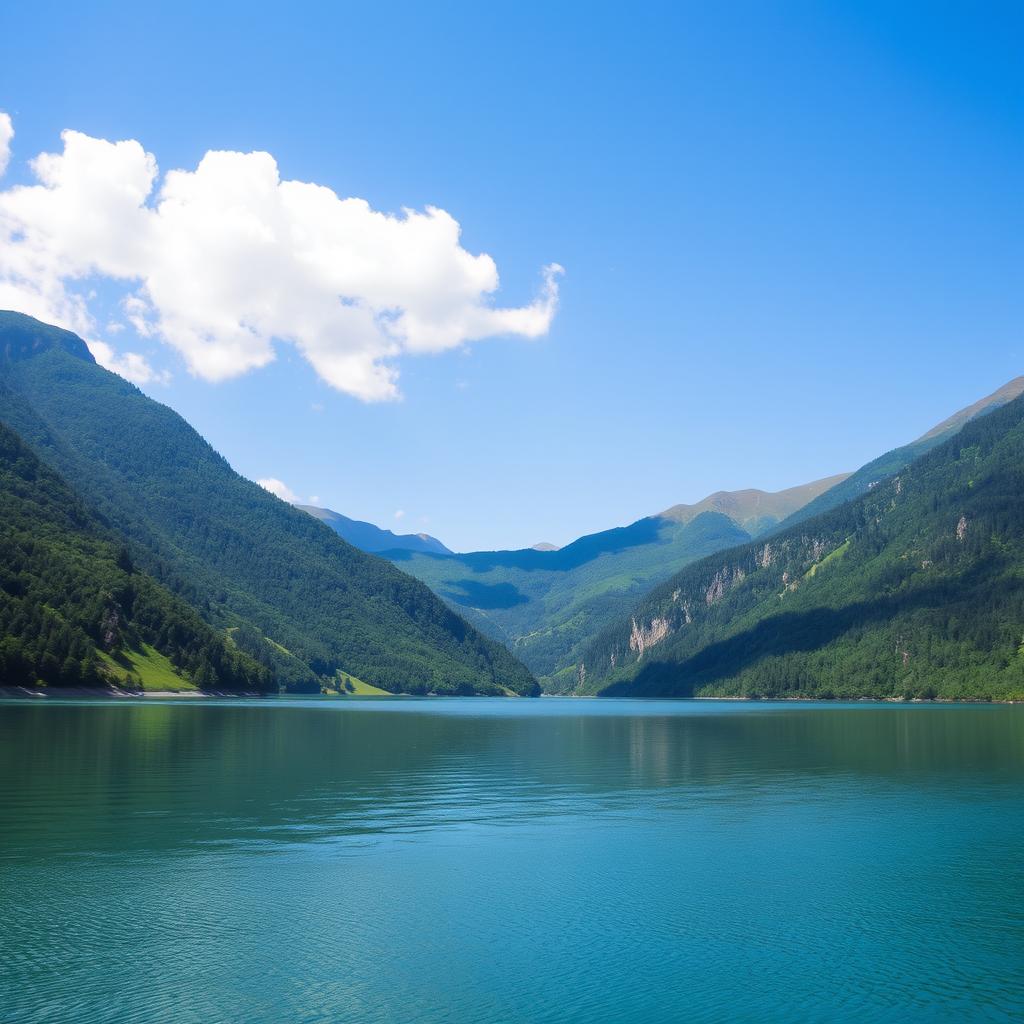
[0,422,271,691]
[581,395,1024,701]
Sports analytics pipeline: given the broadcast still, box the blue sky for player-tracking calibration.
[1,1,1021,550]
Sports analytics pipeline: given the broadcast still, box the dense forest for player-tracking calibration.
[579,394,1024,701]
[0,421,270,691]
[0,311,538,696]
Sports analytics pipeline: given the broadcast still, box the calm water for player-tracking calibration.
[1,698,1022,1023]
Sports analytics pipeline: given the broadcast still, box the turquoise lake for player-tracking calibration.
[1,698,1022,1023]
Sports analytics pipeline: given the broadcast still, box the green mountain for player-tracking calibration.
[384,474,844,689]
[578,393,1024,701]
[0,311,537,696]
[297,505,452,555]
[0,420,269,692]
[778,376,1024,531]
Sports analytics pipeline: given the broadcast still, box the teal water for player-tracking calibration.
[0,698,1022,1023]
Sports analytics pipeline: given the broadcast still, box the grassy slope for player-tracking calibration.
[340,675,391,696]
[100,644,198,692]
[579,395,1024,701]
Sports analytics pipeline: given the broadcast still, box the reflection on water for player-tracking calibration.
[1,699,1023,1023]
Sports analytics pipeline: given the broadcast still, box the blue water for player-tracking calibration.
[1,698,1022,1022]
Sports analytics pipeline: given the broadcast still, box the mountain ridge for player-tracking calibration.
[0,310,537,697]
[659,474,851,535]
[777,376,1024,532]
[298,505,452,555]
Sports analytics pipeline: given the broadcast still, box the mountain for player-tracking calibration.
[660,475,850,536]
[0,311,537,696]
[0,420,270,692]
[578,393,1024,701]
[384,479,841,688]
[297,505,451,555]
[778,377,1024,531]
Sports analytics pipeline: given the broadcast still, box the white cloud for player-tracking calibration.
[0,116,562,401]
[87,339,168,386]
[394,509,405,520]
[257,478,300,503]
[0,113,12,178]
[309,494,320,505]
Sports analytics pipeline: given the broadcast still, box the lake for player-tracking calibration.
[1,698,1022,1023]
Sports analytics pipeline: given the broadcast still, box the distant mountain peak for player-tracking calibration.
[298,505,452,556]
[0,310,96,365]
[658,474,851,536]
[531,542,559,551]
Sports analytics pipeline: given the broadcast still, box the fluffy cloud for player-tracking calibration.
[257,478,300,503]
[0,117,562,400]
[0,113,12,177]
[87,339,168,386]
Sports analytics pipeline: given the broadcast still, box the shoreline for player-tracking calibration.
[0,686,1019,705]
[0,686,270,700]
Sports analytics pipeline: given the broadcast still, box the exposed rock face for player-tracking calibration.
[957,515,968,542]
[629,616,670,659]
[607,529,860,680]
[705,566,745,605]
[576,661,587,689]
[100,606,122,650]
[705,570,728,605]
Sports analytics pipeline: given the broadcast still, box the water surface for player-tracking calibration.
[1,698,1022,1023]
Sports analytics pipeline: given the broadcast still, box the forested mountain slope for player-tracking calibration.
[0,311,537,696]
[0,421,269,692]
[579,394,1024,701]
